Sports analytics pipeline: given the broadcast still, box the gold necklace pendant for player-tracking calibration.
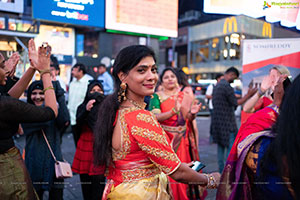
[127,98,146,110]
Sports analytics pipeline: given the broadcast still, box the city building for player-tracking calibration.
[160,15,300,83]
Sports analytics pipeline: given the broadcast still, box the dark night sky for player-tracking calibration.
[178,0,202,15]
[178,0,228,27]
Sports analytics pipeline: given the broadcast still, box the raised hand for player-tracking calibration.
[36,43,51,72]
[261,75,272,92]
[273,75,287,107]
[86,99,96,111]
[28,39,38,69]
[190,99,202,115]
[174,94,182,113]
[4,52,20,77]
[246,87,258,98]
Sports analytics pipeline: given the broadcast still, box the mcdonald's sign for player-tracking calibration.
[262,22,272,38]
[223,17,238,34]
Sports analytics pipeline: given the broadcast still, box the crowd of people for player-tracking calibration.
[0,40,298,200]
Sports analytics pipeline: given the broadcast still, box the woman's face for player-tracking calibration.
[90,85,103,94]
[269,69,281,90]
[124,56,158,99]
[162,70,178,91]
[31,89,45,106]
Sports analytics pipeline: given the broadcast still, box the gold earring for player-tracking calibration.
[118,82,127,102]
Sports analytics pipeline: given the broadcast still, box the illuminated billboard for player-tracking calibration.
[105,0,178,37]
[34,25,75,56]
[32,0,105,28]
[0,0,24,13]
[204,0,300,30]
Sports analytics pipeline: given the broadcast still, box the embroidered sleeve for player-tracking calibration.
[148,93,161,114]
[127,110,181,175]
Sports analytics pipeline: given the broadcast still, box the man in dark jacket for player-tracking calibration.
[211,67,256,173]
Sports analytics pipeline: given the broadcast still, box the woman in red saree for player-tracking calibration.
[216,75,296,200]
[149,67,206,200]
[93,46,220,200]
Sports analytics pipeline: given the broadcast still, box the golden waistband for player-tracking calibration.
[120,164,161,182]
[161,124,186,134]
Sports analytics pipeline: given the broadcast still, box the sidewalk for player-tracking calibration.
[15,133,83,200]
[15,116,218,200]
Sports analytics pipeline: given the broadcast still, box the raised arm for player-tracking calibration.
[37,43,58,117]
[243,76,272,113]
[237,87,257,105]
[8,39,38,98]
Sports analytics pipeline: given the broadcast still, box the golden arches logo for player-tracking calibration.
[262,22,272,38]
[223,17,238,34]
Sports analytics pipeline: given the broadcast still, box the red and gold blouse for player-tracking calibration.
[107,107,181,186]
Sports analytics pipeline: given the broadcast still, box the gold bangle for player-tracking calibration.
[40,69,51,77]
[204,173,217,189]
[171,107,180,115]
[43,86,54,93]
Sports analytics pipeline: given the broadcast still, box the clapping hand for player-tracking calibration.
[28,39,38,70]
[273,75,287,107]
[36,43,51,72]
[86,99,96,111]
[190,99,202,115]
[174,94,182,113]
[246,87,257,98]
[261,75,272,92]
[4,52,20,77]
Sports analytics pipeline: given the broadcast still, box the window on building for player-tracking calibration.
[0,17,4,29]
[193,40,209,63]
[211,37,220,61]
[76,31,99,58]
[179,54,187,68]
[229,33,240,60]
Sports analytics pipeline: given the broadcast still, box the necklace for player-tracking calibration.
[127,98,146,110]
[163,89,178,97]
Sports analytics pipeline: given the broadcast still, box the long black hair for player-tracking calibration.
[93,45,156,166]
[259,74,300,199]
[176,69,189,87]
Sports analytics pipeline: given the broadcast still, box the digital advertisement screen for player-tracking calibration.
[204,0,300,30]
[0,0,23,13]
[32,0,105,28]
[105,0,178,37]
